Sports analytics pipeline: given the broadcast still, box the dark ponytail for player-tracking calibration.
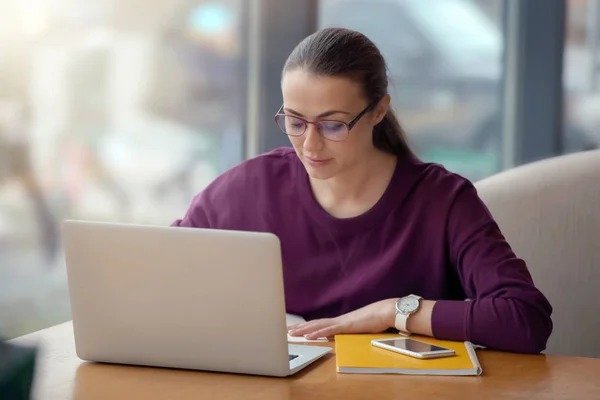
[373,110,413,158]
[283,27,415,159]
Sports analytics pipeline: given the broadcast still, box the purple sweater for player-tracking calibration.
[173,147,553,354]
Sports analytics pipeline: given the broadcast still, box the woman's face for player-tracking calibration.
[280,69,388,180]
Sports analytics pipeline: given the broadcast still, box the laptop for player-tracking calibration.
[62,220,332,377]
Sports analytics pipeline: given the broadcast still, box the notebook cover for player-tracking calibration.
[335,333,482,375]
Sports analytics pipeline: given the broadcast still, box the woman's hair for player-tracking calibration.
[282,27,414,158]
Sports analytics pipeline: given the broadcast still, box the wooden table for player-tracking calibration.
[9,322,600,400]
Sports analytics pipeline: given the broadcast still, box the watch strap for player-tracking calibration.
[395,312,411,335]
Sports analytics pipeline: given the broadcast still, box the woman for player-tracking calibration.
[173,28,552,354]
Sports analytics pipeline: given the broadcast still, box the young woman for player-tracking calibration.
[173,27,552,354]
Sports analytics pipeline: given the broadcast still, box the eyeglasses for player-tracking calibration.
[273,103,374,142]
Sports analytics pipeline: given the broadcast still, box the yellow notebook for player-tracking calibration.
[335,334,482,376]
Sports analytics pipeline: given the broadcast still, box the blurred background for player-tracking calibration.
[0,0,598,338]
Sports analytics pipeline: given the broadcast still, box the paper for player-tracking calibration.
[286,313,329,343]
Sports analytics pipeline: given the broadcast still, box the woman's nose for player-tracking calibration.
[303,123,324,152]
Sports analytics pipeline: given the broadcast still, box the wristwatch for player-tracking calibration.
[394,294,423,335]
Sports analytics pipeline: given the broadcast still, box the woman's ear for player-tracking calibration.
[372,94,391,125]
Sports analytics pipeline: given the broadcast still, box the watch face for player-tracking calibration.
[398,296,420,313]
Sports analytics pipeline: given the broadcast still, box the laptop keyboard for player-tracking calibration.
[289,354,299,361]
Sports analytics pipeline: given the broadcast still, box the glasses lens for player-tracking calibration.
[277,115,305,136]
[317,120,349,141]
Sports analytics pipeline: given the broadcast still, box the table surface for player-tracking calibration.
[9,322,600,400]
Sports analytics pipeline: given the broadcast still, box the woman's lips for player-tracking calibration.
[305,156,331,168]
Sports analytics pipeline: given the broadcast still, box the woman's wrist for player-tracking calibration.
[381,297,435,336]
[381,298,401,329]
[407,299,435,337]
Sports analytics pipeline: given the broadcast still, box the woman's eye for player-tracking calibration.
[320,121,345,132]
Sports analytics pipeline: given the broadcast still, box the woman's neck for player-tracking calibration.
[308,151,398,219]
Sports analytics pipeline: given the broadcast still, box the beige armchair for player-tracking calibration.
[474,150,600,358]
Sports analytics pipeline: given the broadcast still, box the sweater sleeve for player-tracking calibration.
[431,182,553,354]
[171,191,212,228]
[169,158,254,229]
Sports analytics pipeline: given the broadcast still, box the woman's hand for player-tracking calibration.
[287,299,398,340]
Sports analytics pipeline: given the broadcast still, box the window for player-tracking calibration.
[403,0,501,60]
[0,0,246,338]
[563,0,600,153]
[319,0,505,181]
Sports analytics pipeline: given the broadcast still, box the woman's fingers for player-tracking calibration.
[287,318,336,337]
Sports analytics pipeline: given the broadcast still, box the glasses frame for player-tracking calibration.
[273,102,375,142]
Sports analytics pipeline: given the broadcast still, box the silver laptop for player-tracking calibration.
[63,220,331,377]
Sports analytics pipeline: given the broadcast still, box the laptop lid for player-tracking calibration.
[63,220,292,376]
